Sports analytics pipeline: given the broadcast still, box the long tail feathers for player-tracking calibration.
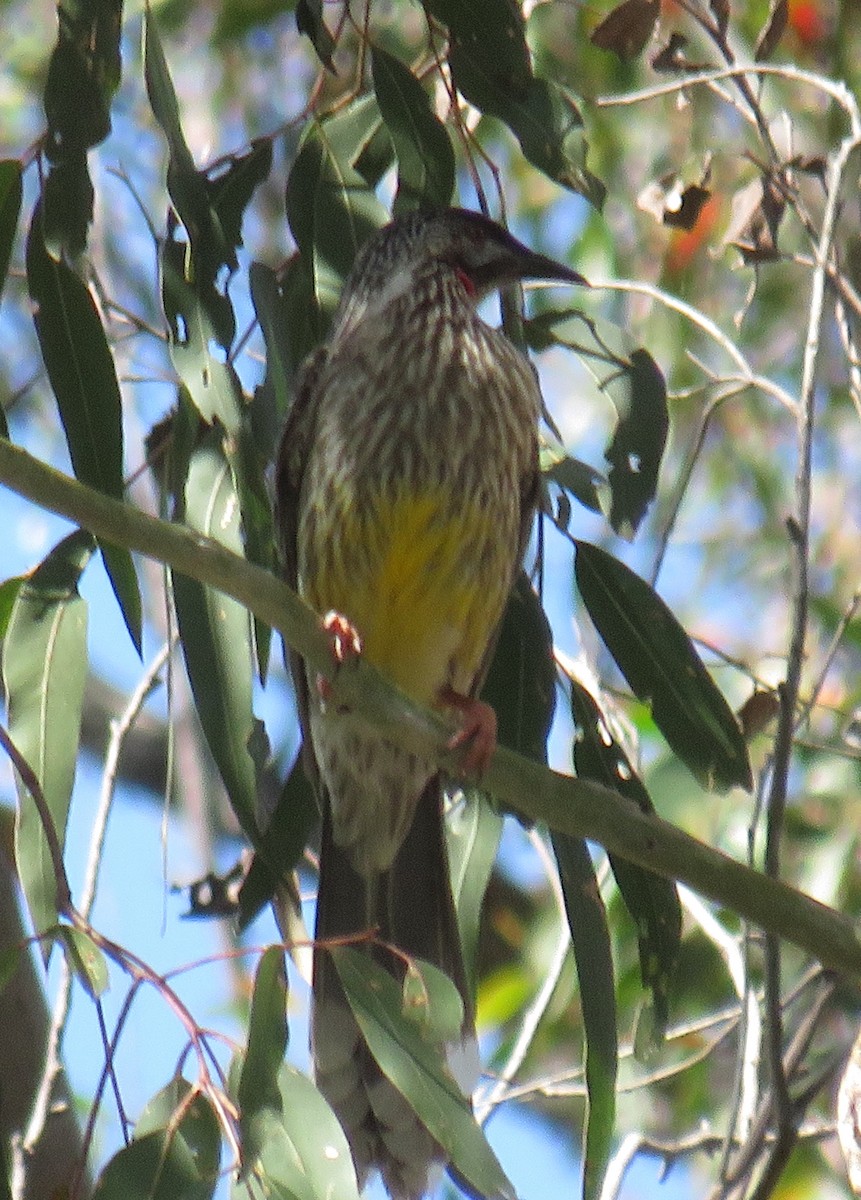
[313,777,477,1199]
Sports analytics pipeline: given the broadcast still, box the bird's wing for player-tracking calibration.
[274,344,329,789]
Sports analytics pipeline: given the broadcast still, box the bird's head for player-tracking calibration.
[330,207,586,338]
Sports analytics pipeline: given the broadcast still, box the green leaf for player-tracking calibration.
[238,755,318,930]
[144,8,197,182]
[426,0,532,92]
[446,790,503,996]
[481,571,556,764]
[160,235,244,429]
[209,137,273,256]
[295,0,335,69]
[286,114,388,337]
[25,202,142,652]
[48,924,109,998]
[333,947,516,1200]
[450,52,605,205]
[44,0,121,158]
[148,12,270,356]
[135,1076,221,1188]
[249,260,294,447]
[2,530,94,953]
[551,833,617,1200]
[569,679,681,1039]
[0,577,23,638]
[92,1125,217,1200]
[0,160,22,301]
[541,447,609,520]
[371,45,455,213]
[604,349,668,538]
[527,309,668,536]
[230,1060,360,1200]
[173,436,262,839]
[574,541,753,791]
[402,958,466,1044]
[238,947,288,1134]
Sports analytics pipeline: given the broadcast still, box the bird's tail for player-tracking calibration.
[312,776,476,1200]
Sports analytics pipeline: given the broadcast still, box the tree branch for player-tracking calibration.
[2,438,861,979]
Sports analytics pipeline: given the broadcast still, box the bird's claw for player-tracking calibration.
[318,611,363,705]
[441,687,497,776]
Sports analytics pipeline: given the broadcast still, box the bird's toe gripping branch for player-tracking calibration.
[317,610,363,704]
[441,685,498,776]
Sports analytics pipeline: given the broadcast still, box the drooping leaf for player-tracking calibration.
[295,0,335,70]
[41,0,121,254]
[430,0,604,206]
[333,946,516,1200]
[756,0,789,61]
[238,756,318,930]
[47,924,109,998]
[574,540,753,791]
[92,1123,217,1200]
[44,0,121,159]
[371,45,455,213]
[238,947,289,1161]
[541,447,609,521]
[569,679,681,1039]
[173,435,262,839]
[0,160,22,301]
[26,202,142,651]
[2,530,94,953]
[286,114,388,337]
[481,571,556,764]
[135,1076,221,1190]
[249,260,294,442]
[452,59,605,206]
[230,1060,360,1200]
[527,309,668,537]
[551,833,617,1200]
[604,349,668,538]
[147,13,270,357]
[160,233,244,430]
[402,957,466,1044]
[446,790,503,996]
[426,0,532,93]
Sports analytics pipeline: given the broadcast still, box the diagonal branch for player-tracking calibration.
[2,437,861,979]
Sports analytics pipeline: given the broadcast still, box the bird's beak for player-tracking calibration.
[513,250,589,288]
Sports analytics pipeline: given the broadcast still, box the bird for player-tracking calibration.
[274,207,585,1198]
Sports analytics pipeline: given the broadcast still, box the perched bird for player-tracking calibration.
[275,207,584,1198]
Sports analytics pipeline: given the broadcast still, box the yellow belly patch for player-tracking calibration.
[304,487,507,704]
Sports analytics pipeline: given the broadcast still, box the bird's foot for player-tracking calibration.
[318,611,362,704]
[441,686,497,776]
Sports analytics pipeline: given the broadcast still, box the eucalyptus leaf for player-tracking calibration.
[238,756,318,930]
[286,116,388,336]
[2,530,94,955]
[575,540,753,791]
[26,203,142,651]
[570,678,681,1038]
[238,947,289,1166]
[371,45,455,212]
[333,946,516,1200]
[173,436,262,839]
[551,833,617,1200]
